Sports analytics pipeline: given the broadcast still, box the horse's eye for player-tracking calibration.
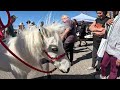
[51,46,58,52]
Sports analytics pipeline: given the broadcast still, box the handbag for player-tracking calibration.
[97,38,108,58]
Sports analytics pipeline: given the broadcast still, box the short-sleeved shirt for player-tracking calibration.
[62,20,76,43]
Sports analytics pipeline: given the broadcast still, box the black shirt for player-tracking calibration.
[95,16,110,28]
[80,23,86,35]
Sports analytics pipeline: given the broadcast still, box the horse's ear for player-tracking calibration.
[44,36,54,48]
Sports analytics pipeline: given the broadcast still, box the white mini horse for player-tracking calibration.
[0,23,70,79]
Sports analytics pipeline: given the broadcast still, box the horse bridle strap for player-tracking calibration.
[0,11,56,74]
[0,11,11,30]
[0,40,57,73]
[43,50,66,63]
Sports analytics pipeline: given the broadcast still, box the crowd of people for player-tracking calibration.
[1,11,120,79]
[88,11,120,79]
[60,11,120,79]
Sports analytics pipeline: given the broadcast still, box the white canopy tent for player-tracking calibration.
[71,13,96,22]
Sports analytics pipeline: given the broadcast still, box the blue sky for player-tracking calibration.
[0,11,97,29]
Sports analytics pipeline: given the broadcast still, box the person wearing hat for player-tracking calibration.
[31,22,35,25]
[26,20,32,30]
[18,22,25,30]
[31,21,37,28]
[40,21,44,27]
[26,20,31,24]
[5,15,17,37]
[17,22,25,35]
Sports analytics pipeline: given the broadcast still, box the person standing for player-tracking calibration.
[17,22,25,35]
[26,20,32,30]
[61,15,76,66]
[72,19,78,42]
[40,21,44,27]
[72,19,78,33]
[5,15,17,37]
[78,20,87,47]
[95,11,120,79]
[87,11,111,71]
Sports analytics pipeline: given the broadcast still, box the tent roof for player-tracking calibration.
[71,13,96,22]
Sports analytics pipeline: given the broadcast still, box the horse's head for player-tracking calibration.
[39,24,71,73]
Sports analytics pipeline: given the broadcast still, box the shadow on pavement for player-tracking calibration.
[72,52,92,66]
[33,72,96,79]
[73,47,90,53]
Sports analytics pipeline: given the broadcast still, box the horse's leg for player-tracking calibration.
[10,64,27,79]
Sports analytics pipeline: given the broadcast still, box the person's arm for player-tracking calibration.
[95,18,113,36]
[93,29,106,36]
[60,22,72,40]
[106,19,113,25]
[89,21,104,32]
[60,27,70,40]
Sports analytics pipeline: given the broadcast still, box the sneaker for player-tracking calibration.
[87,67,95,70]
[107,75,109,79]
[95,74,107,79]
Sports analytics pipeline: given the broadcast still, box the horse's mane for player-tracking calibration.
[7,23,65,63]
[44,22,65,34]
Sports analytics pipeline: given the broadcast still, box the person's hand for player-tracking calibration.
[93,26,105,32]
[97,28,105,32]
[106,19,113,25]
[116,59,120,66]
[93,28,106,36]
